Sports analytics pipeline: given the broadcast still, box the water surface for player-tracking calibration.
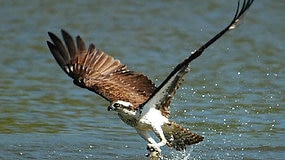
[0,0,284,159]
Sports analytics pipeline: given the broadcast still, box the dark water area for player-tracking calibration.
[0,0,284,159]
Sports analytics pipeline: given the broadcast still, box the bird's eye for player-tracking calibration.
[114,103,120,108]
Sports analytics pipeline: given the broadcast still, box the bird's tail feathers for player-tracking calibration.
[161,121,204,151]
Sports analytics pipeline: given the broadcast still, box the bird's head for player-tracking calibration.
[108,100,133,111]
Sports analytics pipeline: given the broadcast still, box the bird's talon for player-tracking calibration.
[146,144,162,158]
[147,144,161,153]
[147,145,155,152]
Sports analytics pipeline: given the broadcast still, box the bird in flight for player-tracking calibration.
[47,0,254,157]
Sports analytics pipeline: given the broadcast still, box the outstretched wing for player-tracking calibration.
[47,30,156,108]
[143,0,254,118]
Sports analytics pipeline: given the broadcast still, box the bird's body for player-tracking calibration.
[47,0,254,157]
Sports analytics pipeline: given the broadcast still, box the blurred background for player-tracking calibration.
[0,0,284,159]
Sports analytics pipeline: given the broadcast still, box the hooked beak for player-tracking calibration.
[107,105,115,111]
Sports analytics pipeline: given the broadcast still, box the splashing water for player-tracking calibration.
[163,146,194,160]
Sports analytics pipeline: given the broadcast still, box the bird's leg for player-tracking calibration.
[136,129,162,158]
[136,129,157,145]
[137,125,167,154]
[136,130,161,152]
[147,125,167,153]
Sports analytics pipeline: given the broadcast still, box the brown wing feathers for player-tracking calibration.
[47,30,156,107]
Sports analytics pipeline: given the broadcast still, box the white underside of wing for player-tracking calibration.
[144,65,189,111]
[131,64,190,139]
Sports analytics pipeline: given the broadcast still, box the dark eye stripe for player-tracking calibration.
[114,103,120,107]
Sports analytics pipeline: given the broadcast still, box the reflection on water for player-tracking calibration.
[0,0,284,159]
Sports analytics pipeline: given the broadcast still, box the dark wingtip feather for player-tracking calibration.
[87,43,96,54]
[48,30,70,62]
[76,36,86,52]
[47,41,66,68]
[48,31,60,44]
[61,29,77,59]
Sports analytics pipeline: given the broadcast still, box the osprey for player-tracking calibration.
[47,0,253,156]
